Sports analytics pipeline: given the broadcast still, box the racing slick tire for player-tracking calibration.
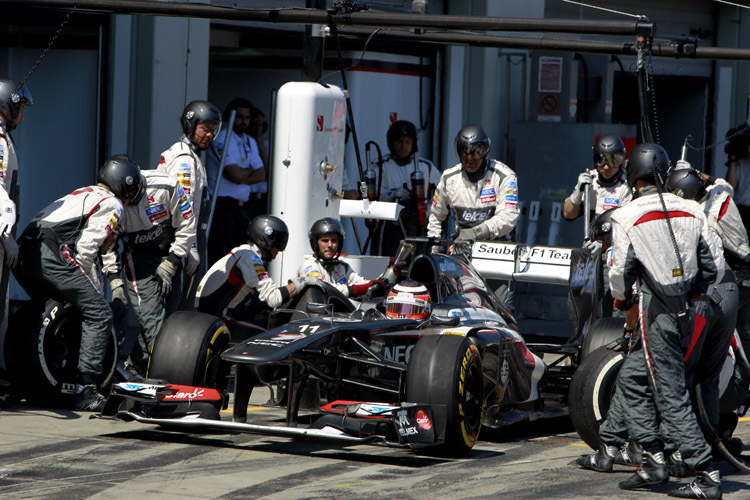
[7,300,118,406]
[148,311,231,393]
[568,345,625,449]
[405,334,484,456]
[580,317,623,360]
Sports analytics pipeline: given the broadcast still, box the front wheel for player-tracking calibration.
[405,334,484,456]
[568,345,625,449]
[148,311,231,392]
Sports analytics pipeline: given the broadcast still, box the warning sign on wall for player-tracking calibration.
[538,57,562,122]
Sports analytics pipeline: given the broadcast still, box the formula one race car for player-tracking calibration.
[107,237,606,455]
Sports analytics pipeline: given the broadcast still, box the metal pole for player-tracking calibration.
[206,109,236,240]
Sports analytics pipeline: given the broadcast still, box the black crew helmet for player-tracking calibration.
[665,167,704,201]
[97,154,145,204]
[625,143,670,190]
[181,100,222,148]
[591,207,617,248]
[247,215,289,254]
[0,79,32,126]
[308,217,345,264]
[593,134,626,167]
[455,125,491,163]
[386,120,418,163]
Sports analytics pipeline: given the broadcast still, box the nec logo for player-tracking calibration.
[390,112,397,124]
[316,115,324,131]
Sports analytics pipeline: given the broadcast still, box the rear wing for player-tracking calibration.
[469,241,573,285]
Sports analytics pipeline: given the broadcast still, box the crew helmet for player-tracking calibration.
[625,143,670,189]
[308,217,345,263]
[0,79,32,125]
[181,100,222,144]
[593,134,626,169]
[97,154,145,204]
[591,208,617,248]
[665,167,704,201]
[386,120,418,160]
[455,125,491,163]
[385,280,432,320]
[247,215,289,253]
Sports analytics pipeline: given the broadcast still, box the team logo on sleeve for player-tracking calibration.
[254,263,269,280]
[432,192,439,207]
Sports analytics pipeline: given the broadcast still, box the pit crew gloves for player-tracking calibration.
[569,171,593,205]
[614,294,638,312]
[109,275,127,304]
[349,279,386,298]
[0,206,15,237]
[1,235,18,269]
[155,254,179,298]
[289,276,320,294]
[456,223,491,242]
[185,245,200,276]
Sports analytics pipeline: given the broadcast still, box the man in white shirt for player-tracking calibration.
[205,98,265,265]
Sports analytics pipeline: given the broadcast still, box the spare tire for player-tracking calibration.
[405,334,483,456]
[568,345,625,449]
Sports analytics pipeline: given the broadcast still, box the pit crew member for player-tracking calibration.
[195,215,317,333]
[578,143,725,499]
[158,100,221,279]
[427,124,518,243]
[14,155,142,411]
[103,169,196,378]
[374,120,440,255]
[298,217,384,299]
[0,78,31,373]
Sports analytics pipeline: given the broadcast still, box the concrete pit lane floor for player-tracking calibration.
[0,385,749,500]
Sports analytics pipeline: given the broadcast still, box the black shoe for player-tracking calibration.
[124,361,146,382]
[576,446,617,472]
[667,470,722,499]
[666,450,691,478]
[74,385,107,412]
[618,451,669,490]
[615,441,642,467]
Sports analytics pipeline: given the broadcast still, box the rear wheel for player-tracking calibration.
[405,334,483,456]
[580,317,624,360]
[148,311,231,393]
[568,345,625,449]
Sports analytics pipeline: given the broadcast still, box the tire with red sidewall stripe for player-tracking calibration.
[405,334,483,456]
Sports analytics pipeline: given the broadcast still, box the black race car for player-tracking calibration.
[106,238,605,455]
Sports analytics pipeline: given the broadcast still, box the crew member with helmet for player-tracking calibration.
[158,100,221,281]
[14,155,143,412]
[563,134,632,221]
[427,125,519,243]
[373,120,440,256]
[0,78,32,373]
[577,143,725,500]
[384,280,432,320]
[196,215,318,333]
[665,167,740,450]
[298,217,384,299]
[565,135,633,317]
[102,167,196,378]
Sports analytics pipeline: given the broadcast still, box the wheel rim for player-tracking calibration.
[458,344,483,446]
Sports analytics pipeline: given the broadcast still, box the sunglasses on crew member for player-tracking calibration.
[594,153,625,168]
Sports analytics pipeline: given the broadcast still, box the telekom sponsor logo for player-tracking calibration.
[316,115,324,131]
[415,409,432,430]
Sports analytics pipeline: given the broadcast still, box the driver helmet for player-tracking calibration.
[454,125,490,167]
[386,120,418,165]
[308,217,345,264]
[385,280,432,320]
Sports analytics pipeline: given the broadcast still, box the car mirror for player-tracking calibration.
[430,314,460,326]
[306,302,329,315]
